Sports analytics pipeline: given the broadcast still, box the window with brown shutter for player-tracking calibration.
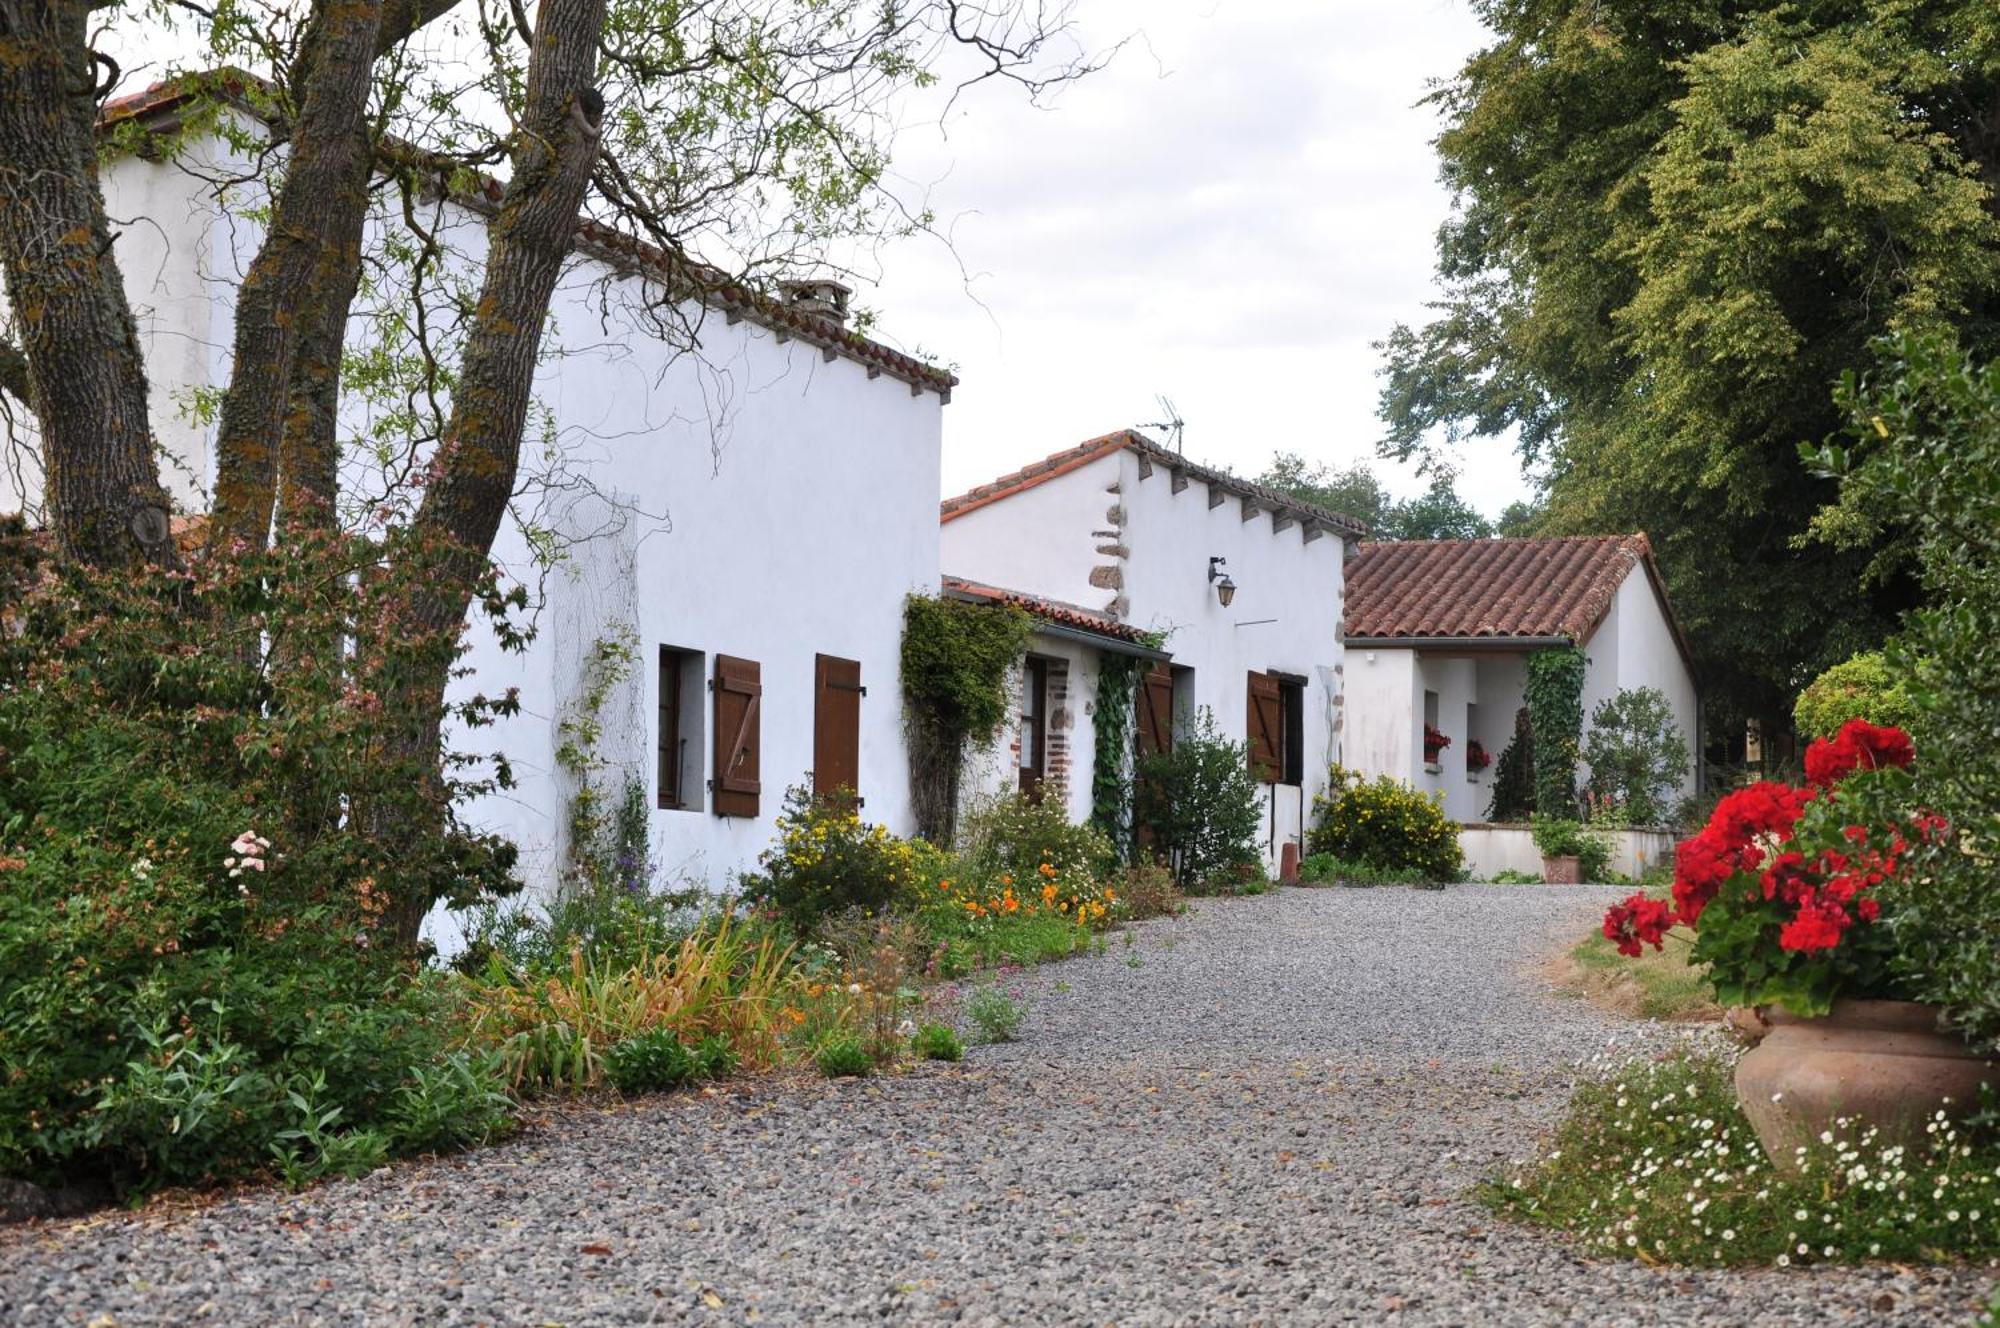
[1246,670,1283,784]
[712,654,761,818]
[1135,663,1175,759]
[813,653,863,805]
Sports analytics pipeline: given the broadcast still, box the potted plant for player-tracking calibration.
[1530,815,1607,883]
[1465,739,1492,775]
[1602,720,1995,1168]
[1423,723,1452,766]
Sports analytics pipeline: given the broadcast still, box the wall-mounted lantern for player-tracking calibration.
[1208,556,1237,608]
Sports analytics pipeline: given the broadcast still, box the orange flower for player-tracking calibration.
[1038,862,1057,879]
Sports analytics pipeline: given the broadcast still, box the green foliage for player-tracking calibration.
[1528,816,1612,882]
[911,1022,964,1062]
[901,593,1034,842]
[964,982,1025,1044]
[957,789,1114,891]
[1088,653,1144,851]
[1486,869,1545,885]
[1298,853,1435,887]
[1791,651,1918,740]
[1111,861,1184,920]
[603,1030,732,1095]
[741,785,931,932]
[1525,647,1587,817]
[1484,710,1537,821]
[813,1033,874,1078]
[1818,332,2000,1044]
[1254,454,1493,538]
[1307,766,1464,883]
[456,876,699,980]
[1131,709,1262,890]
[1580,687,1691,826]
[1382,2,2000,730]
[1486,1046,2000,1267]
[0,543,522,1192]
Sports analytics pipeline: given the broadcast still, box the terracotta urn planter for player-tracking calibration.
[1735,999,1997,1171]
[1540,854,1581,885]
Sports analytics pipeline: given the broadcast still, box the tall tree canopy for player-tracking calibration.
[1379,0,2000,729]
[1255,452,1495,540]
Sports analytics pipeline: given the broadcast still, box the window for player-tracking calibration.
[657,646,703,811]
[712,654,762,818]
[1423,688,1442,770]
[813,654,864,805]
[1248,670,1306,786]
[1019,657,1049,795]
[1135,663,1175,759]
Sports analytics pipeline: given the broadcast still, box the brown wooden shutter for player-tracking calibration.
[712,654,761,818]
[1135,664,1175,758]
[813,653,863,804]
[1247,670,1282,784]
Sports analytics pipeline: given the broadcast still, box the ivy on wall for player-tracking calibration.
[1484,707,1537,822]
[1089,654,1143,855]
[1524,645,1588,818]
[901,593,1034,844]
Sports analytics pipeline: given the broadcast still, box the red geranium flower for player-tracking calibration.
[1804,719,1915,788]
[1603,892,1676,958]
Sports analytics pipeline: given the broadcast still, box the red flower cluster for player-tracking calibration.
[1603,723,1920,965]
[1804,718,1915,788]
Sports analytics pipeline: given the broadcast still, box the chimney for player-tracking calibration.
[777,277,853,327]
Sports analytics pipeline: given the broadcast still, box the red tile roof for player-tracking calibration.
[97,70,956,399]
[1345,536,1690,666]
[941,575,1158,647]
[940,430,1369,537]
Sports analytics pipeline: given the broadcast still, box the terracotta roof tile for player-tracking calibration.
[941,430,1368,538]
[1344,535,1655,643]
[97,70,956,398]
[941,575,1155,646]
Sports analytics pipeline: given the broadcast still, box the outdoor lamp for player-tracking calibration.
[1208,556,1237,607]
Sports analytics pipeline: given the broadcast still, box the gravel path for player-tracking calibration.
[4,885,1996,1326]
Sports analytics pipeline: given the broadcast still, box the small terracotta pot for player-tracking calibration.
[1735,999,1997,1172]
[1540,854,1581,885]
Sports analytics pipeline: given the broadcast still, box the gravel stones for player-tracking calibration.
[3,885,1995,1325]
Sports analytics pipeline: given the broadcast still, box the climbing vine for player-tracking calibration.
[1525,645,1588,819]
[1090,654,1144,855]
[555,629,649,891]
[900,593,1034,844]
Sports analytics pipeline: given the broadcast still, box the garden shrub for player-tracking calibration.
[912,1022,963,1062]
[1298,853,1432,887]
[1132,709,1261,890]
[1815,332,2000,1045]
[1579,687,1691,826]
[1525,646,1587,817]
[1484,709,1536,821]
[1487,1045,2000,1267]
[957,789,1115,890]
[603,1030,732,1095]
[1111,860,1183,919]
[740,784,929,931]
[456,878,699,980]
[1529,816,1612,882]
[814,1033,873,1078]
[964,981,1025,1044]
[1307,766,1463,882]
[1792,651,1918,740]
[0,544,520,1192]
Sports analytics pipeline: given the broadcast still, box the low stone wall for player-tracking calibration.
[1459,823,1679,882]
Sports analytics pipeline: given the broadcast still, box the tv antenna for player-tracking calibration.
[1137,395,1185,454]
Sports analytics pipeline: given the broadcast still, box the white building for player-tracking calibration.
[6,78,955,942]
[1342,535,1699,871]
[939,430,1363,869]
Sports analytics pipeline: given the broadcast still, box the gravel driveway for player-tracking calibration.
[4,885,1995,1326]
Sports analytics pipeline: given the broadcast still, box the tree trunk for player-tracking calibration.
[377,0,606,947]
[0,0,173,566]
[209,0,385,553]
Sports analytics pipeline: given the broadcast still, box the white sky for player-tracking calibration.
[860,0,1535,515]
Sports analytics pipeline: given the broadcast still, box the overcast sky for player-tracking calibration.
[859,0,1533,516]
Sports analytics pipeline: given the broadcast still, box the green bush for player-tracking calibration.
[1792,651,1917,740]
[740,785,930,931]
[964,982,1025,1044]
[1580,687,1691,826]
[1484,714,1537,821]
[957,789,1114,887]
[603,1030,733,1095]
[1822,333,2000,1046]
[1528,816,1612,881]
[813,1033,874,1078]
[911,1022,964,1062]
[1298,853,1434,887]
[1486,1046,2000,1266]
[1132,709,1261,890]
[1307,766,1463,882]
[456,880,699,980]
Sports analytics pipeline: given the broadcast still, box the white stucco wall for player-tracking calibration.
[36,139,945,951]
[941,450,1348,869]
[1593,569,1700,808]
